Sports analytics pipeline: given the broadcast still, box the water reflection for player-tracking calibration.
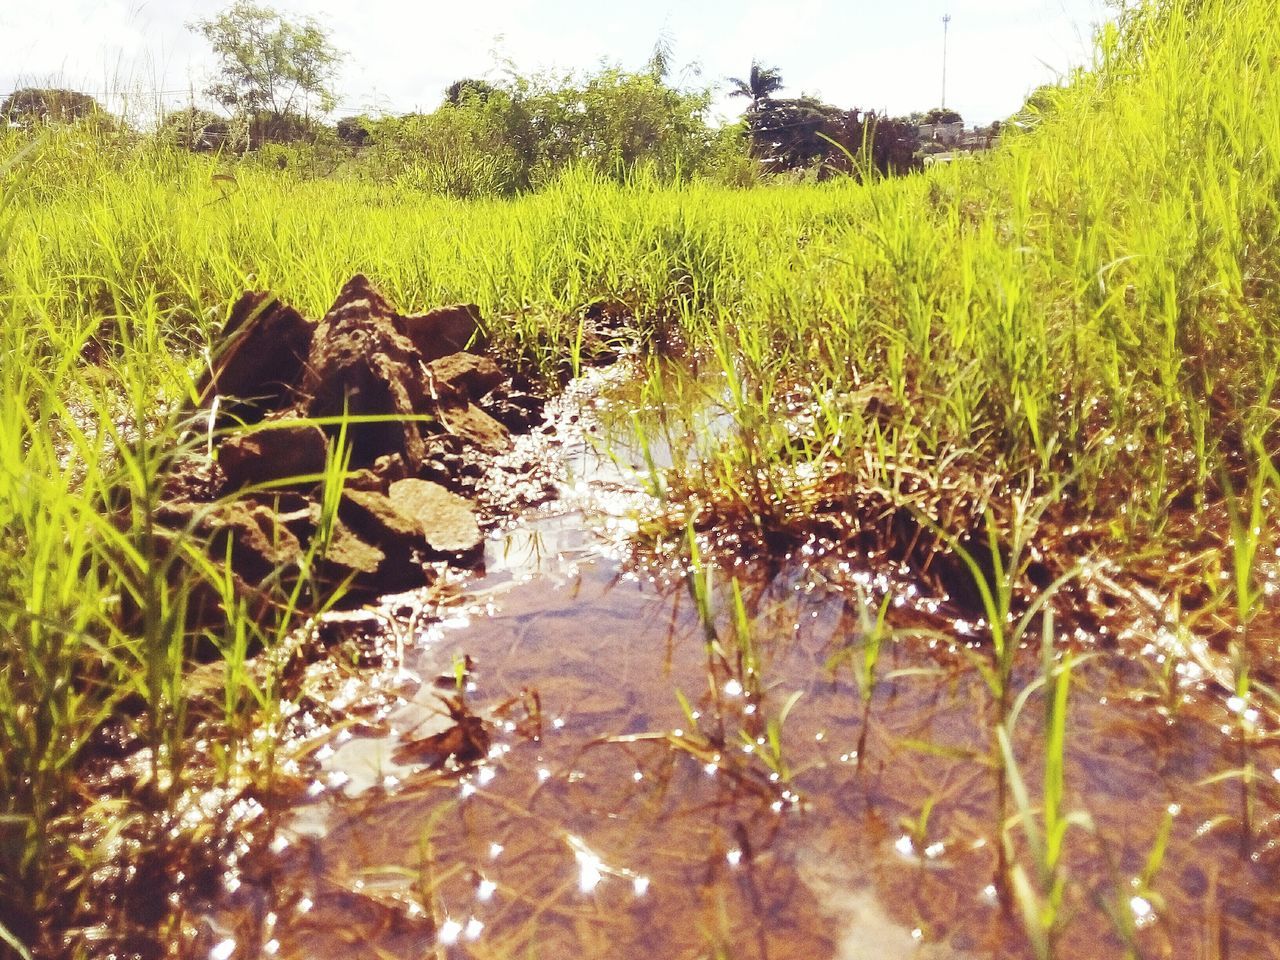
[190,529,1280,960]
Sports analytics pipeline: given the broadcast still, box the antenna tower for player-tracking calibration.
[941,14,952,108]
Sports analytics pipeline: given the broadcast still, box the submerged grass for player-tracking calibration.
[1,0,1278,954]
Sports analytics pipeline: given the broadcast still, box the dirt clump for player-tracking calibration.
[158,274,548,612]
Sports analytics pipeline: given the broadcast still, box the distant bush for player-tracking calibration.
[2,87,102,126]
[161,107,242,152]
[336,114,373,146]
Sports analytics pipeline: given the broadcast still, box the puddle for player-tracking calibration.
[187,518,1280,959]
[182,363,1280,959]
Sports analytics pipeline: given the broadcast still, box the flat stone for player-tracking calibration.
[218,421,329,491]
[203,501,303,583]
[322,520,386,576]
[338,489,423,560]
[398,304,486,362]
[428,352,505,401]
[387,478,482,555]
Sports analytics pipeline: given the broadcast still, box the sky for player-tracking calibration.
[0,0,1113,126]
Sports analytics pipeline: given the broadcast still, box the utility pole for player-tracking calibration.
[941,13,951,108]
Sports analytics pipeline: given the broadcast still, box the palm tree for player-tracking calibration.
[727,61,784,111]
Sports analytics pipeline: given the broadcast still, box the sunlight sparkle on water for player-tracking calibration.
[1130,895,1156,928]
[478,878,497,901]
[724,678,744,697]
[438,919,463,946]
[210,939,236,960]
[571,837,605,893]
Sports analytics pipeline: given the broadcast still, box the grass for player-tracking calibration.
[1,0,1278,954]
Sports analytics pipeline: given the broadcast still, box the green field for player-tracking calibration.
[2,0,1278,956]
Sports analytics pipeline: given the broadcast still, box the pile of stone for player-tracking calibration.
[158,275,546,610]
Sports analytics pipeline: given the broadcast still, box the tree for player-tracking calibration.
[335,114,374,146]
[190,2,342,143]
[749,96,848,170]
[444,78,498,106]
[924,107,962,125]
[1,88,101,125]
[738,94,920,180]
[727,61,784,110]
[646,33,675,81]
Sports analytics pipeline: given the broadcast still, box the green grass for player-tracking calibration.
[1,0,1278,953]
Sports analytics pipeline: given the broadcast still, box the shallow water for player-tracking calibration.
[189,507,1280,960]
[182,364,1280,959]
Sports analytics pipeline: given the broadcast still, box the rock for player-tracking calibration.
[274,498,320,541]
[387,478,482,556]
[196,291,315,420]
[301,275,432,467]
[160,456,225,504]
[321,520,386,577]
[436,401,511,454]
[218,421,330,491]
[373,453,409,485]
[158,275,549,612]
[338,488,425,566]
[428,353,505,402]
[203,500,304,584]
[397,304,486,361]
[318,512,433,596]
[479,387,545,431]
[334,488,456,590]
[343,468,387,493]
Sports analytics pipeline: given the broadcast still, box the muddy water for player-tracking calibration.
[188,369,1280,960]
[190,515,1280,960]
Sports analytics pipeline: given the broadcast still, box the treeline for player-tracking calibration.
[4,79,940,197]
[2,4,968,197]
